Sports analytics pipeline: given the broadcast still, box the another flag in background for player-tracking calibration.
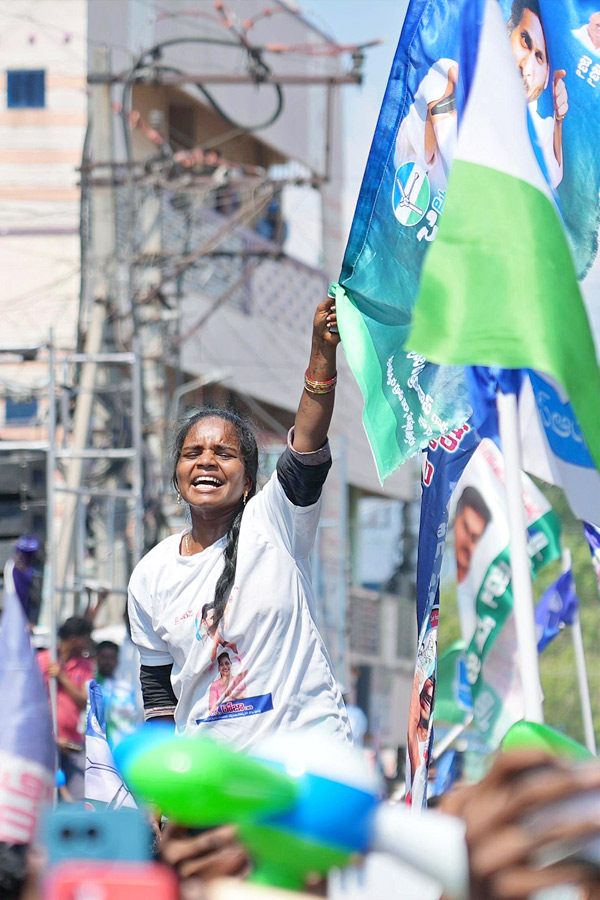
[0,589,54,843]
[535,567,579,651]
[406,422,478,808]
[409,0,600,478]
[466,367,600,527]
[435,641,473,726]
[431,748,462,799]
[451,438,561,747]
[85,680,137,810]
[583,522,600,590]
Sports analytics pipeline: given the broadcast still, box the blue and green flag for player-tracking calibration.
[336,0,600,483]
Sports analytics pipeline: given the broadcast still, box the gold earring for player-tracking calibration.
[243,490,248,506]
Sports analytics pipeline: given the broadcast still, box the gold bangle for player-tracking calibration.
[304,370,337,394]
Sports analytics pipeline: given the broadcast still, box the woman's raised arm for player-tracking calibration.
[292,297,341,454]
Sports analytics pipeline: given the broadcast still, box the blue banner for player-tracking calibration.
[417,423,480,630]
[407,422,479,806]
[196,692,274,724]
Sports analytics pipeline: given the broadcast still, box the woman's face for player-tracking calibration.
[218,656,231,676]
[203,608,216,631]
[176,417,251,518]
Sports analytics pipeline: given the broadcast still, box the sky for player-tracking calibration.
[280,1,409,270]
[303,0,410,233]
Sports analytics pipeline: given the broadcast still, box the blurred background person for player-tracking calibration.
[37,616,93,800]
[3,536,42,624]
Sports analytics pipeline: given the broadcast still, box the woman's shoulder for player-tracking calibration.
[130,533,182,580]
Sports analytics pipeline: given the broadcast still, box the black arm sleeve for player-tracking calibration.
[276,445,332,507]
[140,664,178,717]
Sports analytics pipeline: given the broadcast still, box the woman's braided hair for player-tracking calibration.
[172,407,259,628]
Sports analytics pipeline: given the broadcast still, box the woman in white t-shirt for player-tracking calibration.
[128,297,351,750]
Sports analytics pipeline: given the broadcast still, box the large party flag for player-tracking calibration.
[334,0,471,480]
[336,0,600,483]
[0,588,54,843]
[409,0,600,474]
[85,679,137,810]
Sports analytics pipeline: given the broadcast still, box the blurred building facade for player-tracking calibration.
[0,0,417,754]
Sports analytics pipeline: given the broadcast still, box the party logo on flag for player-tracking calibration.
[392,163,431,226]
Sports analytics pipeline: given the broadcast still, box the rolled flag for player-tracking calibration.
[583,522,600,590]
[0,588,54,843]
[535,568,579,652]
[85,679,137,810]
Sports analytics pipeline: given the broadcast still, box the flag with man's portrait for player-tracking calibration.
[450,439,561,746]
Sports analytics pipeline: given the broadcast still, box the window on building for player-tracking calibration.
[5,396,38,424]
[7,70,45,108]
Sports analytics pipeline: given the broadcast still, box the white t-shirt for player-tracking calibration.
[128,468,351,751]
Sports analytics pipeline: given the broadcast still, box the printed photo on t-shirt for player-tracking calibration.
[194,601,239,662]
[193,592,273,725]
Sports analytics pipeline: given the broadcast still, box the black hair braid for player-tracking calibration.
[212,502,244,626]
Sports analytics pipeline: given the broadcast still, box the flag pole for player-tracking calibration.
[563,549,597,754]
[497,389,544,723]
[571,615,596,753]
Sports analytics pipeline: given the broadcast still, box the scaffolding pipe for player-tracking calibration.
[46,332,58,735]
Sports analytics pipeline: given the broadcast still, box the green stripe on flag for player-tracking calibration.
[466,507,561,743]
[334,284,404,480]
[409,161,600,471]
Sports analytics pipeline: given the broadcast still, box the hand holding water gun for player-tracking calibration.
[115,727,468,895]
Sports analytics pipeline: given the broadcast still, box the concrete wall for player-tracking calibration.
[0,0,86,348]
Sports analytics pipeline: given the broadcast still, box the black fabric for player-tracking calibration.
[276,445,331,507]
[140,663,177,710]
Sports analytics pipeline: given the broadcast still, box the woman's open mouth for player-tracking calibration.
[191,476,223,492]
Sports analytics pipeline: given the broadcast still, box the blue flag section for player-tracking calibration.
[0,589,54,843]
[406,422,479,807]
[85,680,137,810]
[584,522,600,590]
[535,568,579,651]
[431,749,462,799]
[417,424,480,630]
[336,0,600,483]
